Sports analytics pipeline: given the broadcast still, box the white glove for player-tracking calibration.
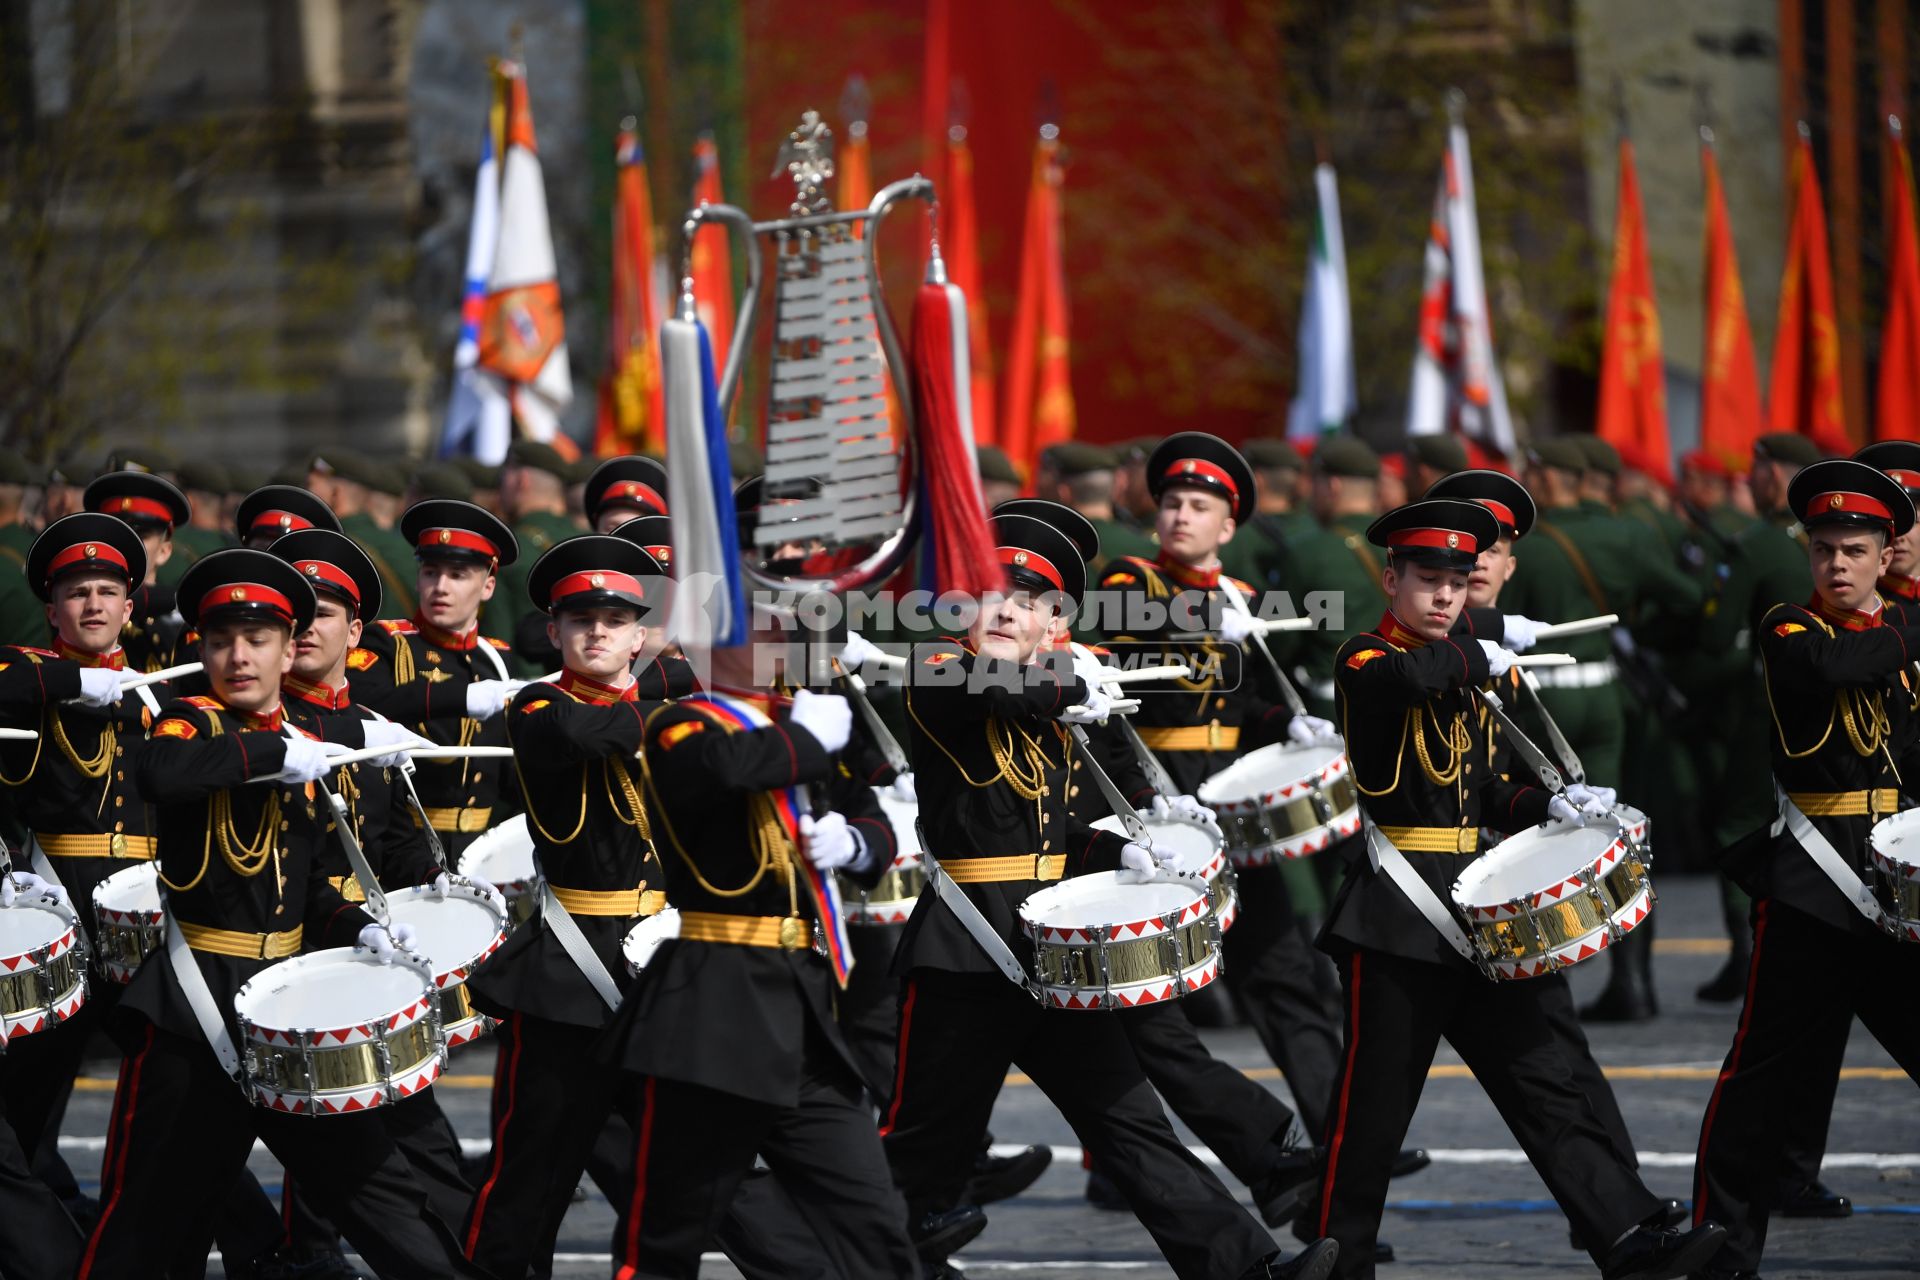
[1477,640,1517,679]
[75,667,126,707]
[888,772,917,802]
[1069,647,1114,695]
[788,689,852,752]
[1501,614,1545,653]
[1546,794,1584,826]
[1219,609,1260,645]
[356,921,419,964]
[1059,684,1114,725]
[360,719,431,770]
[1150,793,1219,828]
[279,735,353,784]
[837,630,888,675]
[1287,714,1337,746]
[1117,841,1161,883]
[428,871,454,901]
[0,871,69,911]
[465,680,525,721]
[1565,782,1617,810]
[801,812,863,870]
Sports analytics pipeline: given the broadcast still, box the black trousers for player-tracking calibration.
[1314,950,1661,1280]
[462,1011,631,1280]
[285,1088,476,1261]
[882,968,1278,1280]
[0,1089,81,1280]
[1534,972,1636,1168]
[614,1023,918,1280]
[1220,864,1344,1138]
[837,925,907,1100]
[1692,898,1920,1270]
[1118,999,1296,1185]
[77,1024,483,1280]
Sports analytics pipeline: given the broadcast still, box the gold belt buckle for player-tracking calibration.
[1208,720,1223,749]
[109,833,127,858]
[778,917,805,949]
[1457,828,1476,853]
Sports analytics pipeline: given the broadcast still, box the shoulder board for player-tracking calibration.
[14,646,57,659]
[518,698,551,714]
[1345,647,1387,670]
[345,647,377,671]
[1772,621,1808,637]
[153,717,197,740]
[922,649,962,666]
[375,619,417,635]
[1078,642,1112,657]
[182,695,223,710]
[485,636,512,651]
[656,719,706,749]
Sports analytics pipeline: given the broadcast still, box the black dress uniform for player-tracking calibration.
[1093,435,1345,1147]
[585,454,671,529]
[85,472,196,674]
[883,511,1329,1280]
[234,484,342,550]
[598,682,918,1280]
[1694,461,1920,1276]
[456,536,677,1280]
[353,501,520,859]
[78,549,482,1280]
[1313,501,1723,1280]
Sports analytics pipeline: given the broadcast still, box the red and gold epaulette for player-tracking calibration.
[345,647,378,671]
[9,646,58,660]
[375,619,418,636]
[485,636,512,651]
[1346,648,1386,670]
[1224,575,1256,597]
[181,695,224,710]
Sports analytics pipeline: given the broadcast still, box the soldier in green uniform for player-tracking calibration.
[1605,443,1688,559]
[481,441,578,672]
[313,450,419,624]
[169,461,232,575]
[1404,434,1466,499]
[1038,442,1157,576]
[0,455,41,648]
[404,462,475,506]
[1222,439,1314,592]
[1271,436,1388,719]
[454,458,504,517]
[1112,436,1164,543]
[976,445,1022,509]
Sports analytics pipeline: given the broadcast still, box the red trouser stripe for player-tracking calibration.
[463,1010,525,1255]
[614,1076,658,1280]
[878,977,919,1137]
[1317,952,1363,1237]
[1694,898,1770,1224]
[78,1024,153,1279]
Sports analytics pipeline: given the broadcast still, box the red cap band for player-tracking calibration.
[250,510,316,536]
[552,570,645,604]
[1887,470,1920,491]
[1161,458,1240,501]
[46,542,131,581]
[998,545,1064,592]
[416,527,499,560]
[100,495,175,524]
[1386,528,1479,554]
[293,560,360,605]
[197,582,295,623]
[1807,490,1893,523]
[1476,499,1517,530]
[603,481,667,513]
[642,544,672,564]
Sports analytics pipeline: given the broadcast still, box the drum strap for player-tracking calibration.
[159,894,244,1084]
[318,780,390,923]
[917,815,1035,993]
[1361,819,1481,966]
[23,835,64,895]
[537,880,624,1011]
[475,637,510,682]
[1772,782,1885,927]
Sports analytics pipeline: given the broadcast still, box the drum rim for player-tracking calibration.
[1452,824,1628,911]
[1017,871,1209,939]
[1197,742,1349,806]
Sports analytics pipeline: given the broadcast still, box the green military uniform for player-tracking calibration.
[1040,442,1156,577]
[1220,438,1313,592]
[0,456,38,649]
[340,512,418,623]
[480,442,579,675]
[1270,436,1387,720]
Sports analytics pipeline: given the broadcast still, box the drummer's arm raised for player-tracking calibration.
[0,649,79,723]
[1334,632,1490,705]
[642,703,834,796]
[632,651,697,700]
[1758,604,1920,686]
[907,649,1086,724]
[506,684,646,764]
[135,705,292,799]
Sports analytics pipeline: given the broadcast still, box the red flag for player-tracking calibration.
[593,126,665,457]
[1878,119,1920,441]
[690,134,734,380]
[1594,139,1671,484]
[1001,128,1074,487]
[1699,137,1764,468]
[1768,135,1849,453]
[944,115,995,448]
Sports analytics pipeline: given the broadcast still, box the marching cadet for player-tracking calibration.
[84,470,193,673]
[1272,436,1386,719]
[882,508,1339,1280]
[352,500,522,859]
[1312,498,1726,1280]
[1221,438,1313,592]
[1692,460,1920,1278]
[599,586,921,1280]
[234,484,342,550]
[459,535,675,1279]
[264,528,476,1276]
[76,548,476,1280]
[1855,441,1920,613]
[584,454,670,533]
[1093,433,1357,1185]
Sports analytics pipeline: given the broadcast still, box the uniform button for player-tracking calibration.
[1042,840,1052,851]
[467,796,477,805]
[113,821,124,833]
[1041,786,1051,797]
[280,821,290,832]
[116,771,125,781]
[112,796,123,808]
[1463,764,1472,776]
[115,746,125,757]
[1460,816,1471,827]
[1214,697,1226,710]
[1070,786,1081,798]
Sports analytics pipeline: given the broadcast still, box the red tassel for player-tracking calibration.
[910,280,1003,597]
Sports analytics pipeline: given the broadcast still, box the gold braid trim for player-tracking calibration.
[1838,686,1891,758]
[638,705,793,901]
[1413,708,1469,786]
[51,710,112,781]
[392,634,416,686]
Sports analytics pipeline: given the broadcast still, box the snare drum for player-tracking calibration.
[1018,871,1220,1010]
[0,892,87,1042]
[1867,809,1920,941]
[622,908,682,975]
[841,792,926,926]
[93,863,164,984]
[1615,804,1650,851]
[1092,814,1239,931]
[1197,743,1361,867]
[385,880,509,1048]
[1450,817,1653,980]
[232,949,444,1115]
[459,815,539,928]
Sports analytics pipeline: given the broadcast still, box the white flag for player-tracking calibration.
[1288,163,1356,440]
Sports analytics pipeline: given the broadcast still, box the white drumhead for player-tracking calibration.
[622,908,681,972]
[1873,807,1920,860]
[460,814,535,883]
[0,896,73,954]
[1090,815,1219,873]
[94,863,161,913]
[877,792,924,856]
[1455,823,1619,905]
[386,887,506,972]
[1020,871,1201,928]
[235,949,428,1027]
[1197,742,1343,805]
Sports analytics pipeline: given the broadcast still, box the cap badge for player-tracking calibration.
[83,544,97,558]
[1445,532,1460,549]
[1829,494,1845,510]
[590,573,605,588]
[1013,551,1030,566]
[304,563,320,576]
[1182,460,1197,474]
[278,515,292,530]
[230,588,247,602]
[438,529,452,544]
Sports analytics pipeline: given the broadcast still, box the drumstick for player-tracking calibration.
[1508,653,1577,668]
[1527,615,1619,641]
[0,729,37,741]
[1091,663,1191,686]
[1238,616,1316,635]
[407,746,516,761]
[62,661,204,705]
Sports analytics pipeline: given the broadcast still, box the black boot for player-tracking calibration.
[965,1143,1051,1204]
[1250,1146,1319,1227]
[1581,915,1658,1023]
[1240,1239,1339,1280]
[1597,1221,1726,1279]
[911,1205,988,1261]
[1776,1178,1852,1217]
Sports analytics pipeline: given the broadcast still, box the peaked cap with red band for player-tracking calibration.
[26,514,146,602]
[1788,458,1916,537]
[527,534,665,617]
[234,485,341,546]
[1147,432,1256,524]
[992,498,1100,564]
[992,510,1087,605]
[400,499,519,568]
[1853,441,1920,502]
[267,528,383,621]
[1366,499,1501,572]
[609,514,674,569]
[177,547,317,633]
[1424,469,1536,540]
[85,471,191,532]
[585,455,671,523]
